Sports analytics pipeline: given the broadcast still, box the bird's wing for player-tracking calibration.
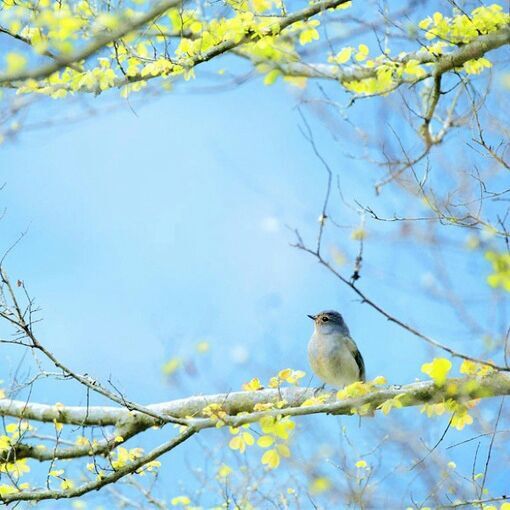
[345,336,366,382]
[353,348,366,382]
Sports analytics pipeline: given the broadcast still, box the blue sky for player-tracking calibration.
[0,83,432,399]
[0,83,387,390]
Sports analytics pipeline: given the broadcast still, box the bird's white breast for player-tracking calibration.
[307,332,360,387]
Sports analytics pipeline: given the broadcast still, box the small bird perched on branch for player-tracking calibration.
[307,310,365,388]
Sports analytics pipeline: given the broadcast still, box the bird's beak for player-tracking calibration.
[307,314,316,321]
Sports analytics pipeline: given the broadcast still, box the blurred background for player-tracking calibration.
[0,0,509,507]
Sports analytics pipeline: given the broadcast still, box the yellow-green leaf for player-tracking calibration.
[421,358,452,386]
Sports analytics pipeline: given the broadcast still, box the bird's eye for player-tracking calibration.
[322,316,329,322]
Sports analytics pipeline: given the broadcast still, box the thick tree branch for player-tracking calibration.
[0,0,352,87]
[0,0,184,84]
[0,428,196,503]
[1,374,509,500]
[115,25,509,92]
[2,373,510,430]
[0,422,141,462]
[277,27,510,81]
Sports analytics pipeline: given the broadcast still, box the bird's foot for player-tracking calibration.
[314,383,326,396]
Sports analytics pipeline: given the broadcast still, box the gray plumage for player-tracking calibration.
[307,310,365,387]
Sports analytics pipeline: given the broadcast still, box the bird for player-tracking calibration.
[307,310,365,388]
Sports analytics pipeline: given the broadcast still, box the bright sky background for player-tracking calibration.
[1,83,431,397]
[0,11,507,504]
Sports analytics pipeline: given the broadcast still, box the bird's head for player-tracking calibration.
[307,310,349,335]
